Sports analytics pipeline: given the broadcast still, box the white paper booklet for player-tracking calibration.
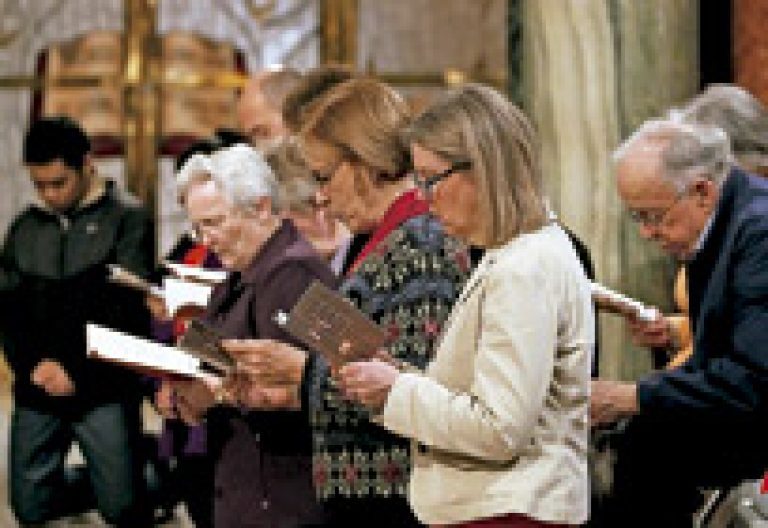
[162,277,213,317]
[590,282,660,323]
[163,262,227,285]
[108,265,213,317]
[86,323,211,379]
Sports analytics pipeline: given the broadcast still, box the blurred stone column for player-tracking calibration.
[734,0,768,105]
[520,0,698,379]
[612,0,698,378]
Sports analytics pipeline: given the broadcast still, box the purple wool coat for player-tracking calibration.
[200,219,337,528]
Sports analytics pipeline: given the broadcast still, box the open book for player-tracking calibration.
[87,323,217,379]
[87,321,233,379]
[162,277,212,317]
[590,282,659,322]
[275,281,390,369]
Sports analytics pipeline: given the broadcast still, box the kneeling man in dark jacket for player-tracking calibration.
[0,117,154,526]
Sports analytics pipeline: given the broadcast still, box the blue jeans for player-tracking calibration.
[9,401,150,526]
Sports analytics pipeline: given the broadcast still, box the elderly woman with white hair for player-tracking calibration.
[168,143,336,527]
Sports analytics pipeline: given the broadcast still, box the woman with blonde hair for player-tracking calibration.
[339,84,594,527]
[222,78,470,526]
[265,138,352,274]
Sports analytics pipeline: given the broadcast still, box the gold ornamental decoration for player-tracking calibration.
[246,0,277,22]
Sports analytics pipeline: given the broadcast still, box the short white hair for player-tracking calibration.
[612,119,733,192]
[176,143,281,210]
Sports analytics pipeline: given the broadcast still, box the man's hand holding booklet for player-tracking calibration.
[590,282,660,323]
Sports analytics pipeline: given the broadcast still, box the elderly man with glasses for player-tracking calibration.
[589,119,768,526]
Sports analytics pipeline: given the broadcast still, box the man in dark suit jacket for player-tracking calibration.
[589,119,768,526]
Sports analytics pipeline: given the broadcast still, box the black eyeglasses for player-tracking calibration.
[412,160,472,196]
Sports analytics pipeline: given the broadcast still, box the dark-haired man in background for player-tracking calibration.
[0,117,153,526]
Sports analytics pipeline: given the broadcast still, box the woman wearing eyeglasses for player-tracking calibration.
[338,84,594,527]
[221,78,470,526]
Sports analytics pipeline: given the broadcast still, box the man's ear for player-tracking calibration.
[691,178,717,207]
[82,153,96,179]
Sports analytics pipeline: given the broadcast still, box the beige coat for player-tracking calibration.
[381,224,593,525]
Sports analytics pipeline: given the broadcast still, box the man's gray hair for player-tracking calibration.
[176,143,281,210]
[668,84,768,169]
[612,119,733,192]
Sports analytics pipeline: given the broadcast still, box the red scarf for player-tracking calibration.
[347,189,429,276]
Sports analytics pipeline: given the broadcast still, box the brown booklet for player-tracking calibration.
[177,319,235,377]
[275,281,389,369]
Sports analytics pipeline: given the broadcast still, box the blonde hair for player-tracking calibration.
[403,83,547,246]
[300,78,411,179]
[282,64,356,132]
[265,138,318,213]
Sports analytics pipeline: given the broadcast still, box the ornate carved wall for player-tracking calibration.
[0,0,319,247]
[357,0,507,105]
[0,0,124,240]
[358,0,505,78]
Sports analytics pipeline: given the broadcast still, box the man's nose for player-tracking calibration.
[199,228,214,247]
[39,187,58,205]
[314,207,331,231]
[638,223,661,240]
[414,186,430,202]
[314,188,330,206]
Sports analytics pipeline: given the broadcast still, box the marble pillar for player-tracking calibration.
[612,0,698,378]
[521,0,698,379]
